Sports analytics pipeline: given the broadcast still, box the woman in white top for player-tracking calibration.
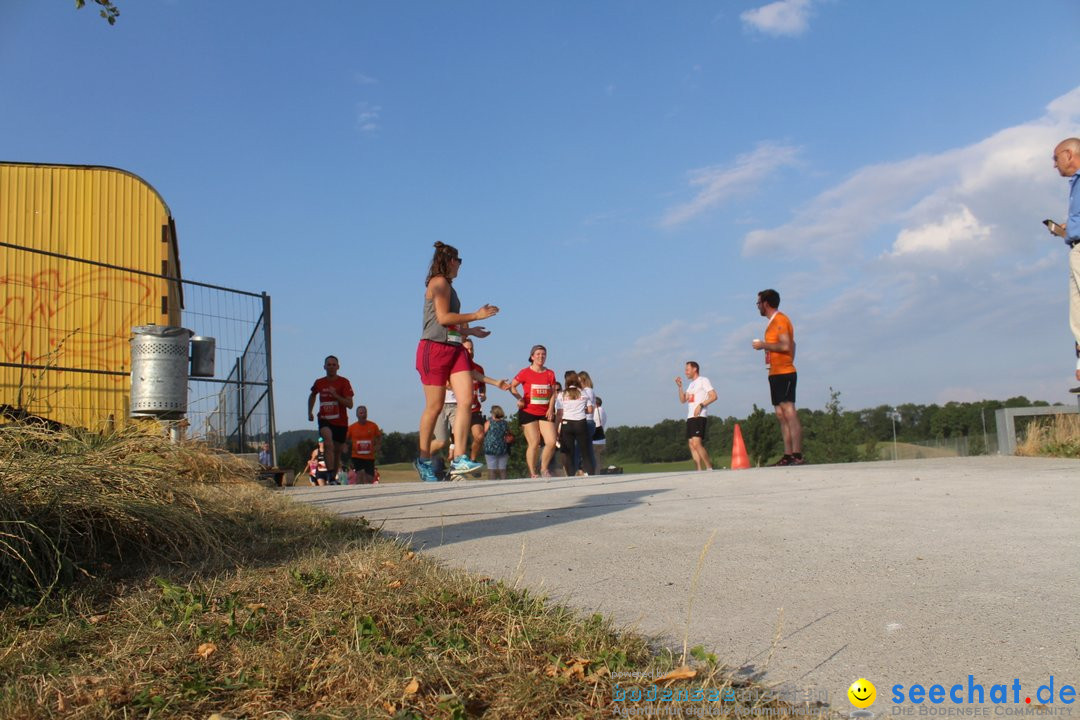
[575,370,598,473]
[555,371,595,477]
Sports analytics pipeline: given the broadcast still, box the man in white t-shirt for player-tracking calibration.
[675,361,717,471]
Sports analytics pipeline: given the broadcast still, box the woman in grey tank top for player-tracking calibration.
[413,242,501,482]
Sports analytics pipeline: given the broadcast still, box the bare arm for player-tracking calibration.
[307,391,317,421]
[429,276,498,327]
[675,376,688,404]
[485,375,511,391]
[694,389,719,417]
[754,332,793,354]
[508,379,523,400]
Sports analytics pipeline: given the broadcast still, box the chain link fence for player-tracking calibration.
[0,242,274,457]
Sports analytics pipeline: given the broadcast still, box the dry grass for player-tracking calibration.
[1015,412,1080,459]
[0,422,341,605]
[0,422,835,719]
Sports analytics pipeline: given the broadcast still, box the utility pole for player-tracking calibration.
[890,408,901,461]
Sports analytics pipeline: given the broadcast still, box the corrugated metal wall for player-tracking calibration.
[0,162,181,428]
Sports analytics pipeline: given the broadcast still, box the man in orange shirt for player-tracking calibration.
[346,405,382,484]
[752,289,805,466]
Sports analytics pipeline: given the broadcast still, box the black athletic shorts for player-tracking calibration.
[318,419,347,444]
[351,458,376,476]
[518,410,548,426]
[686,416,708,440]
[470,411,485,427]
[769,372,797,407]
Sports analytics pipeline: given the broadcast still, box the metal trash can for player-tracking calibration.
[129,325,192,417]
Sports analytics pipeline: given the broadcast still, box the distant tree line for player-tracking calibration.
[604,392,1055,467]
[275,392,1056,472]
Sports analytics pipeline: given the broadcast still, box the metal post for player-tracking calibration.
[995,408,1013,455]
[236,357,246,452]
[891,416,897,461]
[262,292,277,466]
[890,408,900,461]
[980,408,988,456]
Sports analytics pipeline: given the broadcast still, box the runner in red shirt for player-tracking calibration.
[307,355,354,483]
[509,344,557,478]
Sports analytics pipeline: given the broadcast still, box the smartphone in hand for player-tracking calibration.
[1044,218,1064,234]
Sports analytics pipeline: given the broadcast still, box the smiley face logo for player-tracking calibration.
[848,678,877,709]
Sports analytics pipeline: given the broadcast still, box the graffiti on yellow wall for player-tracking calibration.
[0,268,156,383]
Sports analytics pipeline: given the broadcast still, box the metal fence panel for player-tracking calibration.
[0,242,274,456]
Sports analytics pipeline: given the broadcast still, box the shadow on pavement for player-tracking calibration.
[359,488,666,549]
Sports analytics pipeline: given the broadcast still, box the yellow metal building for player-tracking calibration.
[0,162,182,427]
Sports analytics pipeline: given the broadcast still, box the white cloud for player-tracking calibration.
[629,319,711,360]
[356,102,381,133]
[887,205,991,257]
[740,0,814,37]
[660,142,801,227]
[743,87,1080,260]
[353,72,378,85]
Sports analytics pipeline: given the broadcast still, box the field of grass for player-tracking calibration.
[872,441,959,460]
[0,421,831,719]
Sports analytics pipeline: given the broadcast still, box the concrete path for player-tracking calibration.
[286,457,1080,704]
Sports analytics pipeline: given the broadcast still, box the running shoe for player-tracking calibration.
[789,456,807,465]
[414,457,439,483]
[448,455,484,476]
[771,455,793,467]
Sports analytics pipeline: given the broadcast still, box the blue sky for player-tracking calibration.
[3,1,1080,433]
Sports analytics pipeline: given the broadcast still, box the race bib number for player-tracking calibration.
[529,384,551,406]
[320,391,340,420]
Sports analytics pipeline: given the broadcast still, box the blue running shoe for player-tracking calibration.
[448,455,483,476]
[414,457,439,483]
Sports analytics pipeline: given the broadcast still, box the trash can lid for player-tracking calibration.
[131,325,192,338]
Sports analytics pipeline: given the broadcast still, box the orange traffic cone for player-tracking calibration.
[731,423,751,470]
